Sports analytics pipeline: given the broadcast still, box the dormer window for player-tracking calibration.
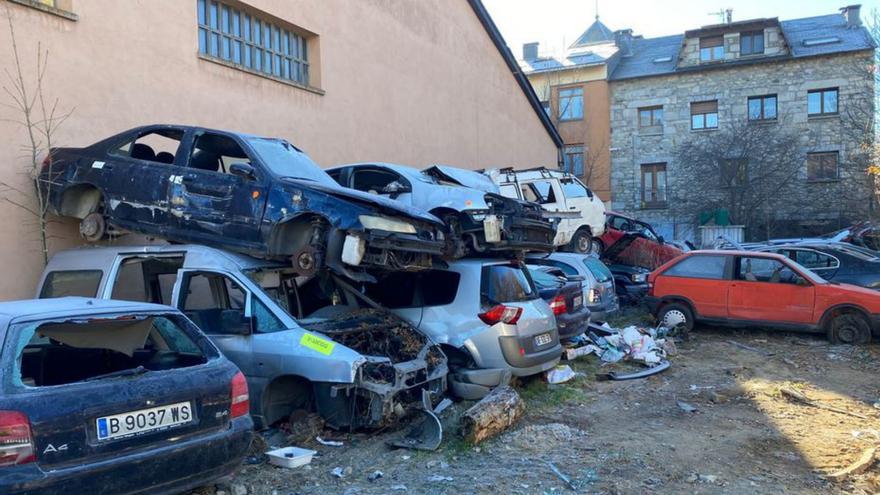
[700,36,724,62]
[740,30,764,56]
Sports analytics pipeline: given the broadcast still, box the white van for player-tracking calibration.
[485,168,606,254]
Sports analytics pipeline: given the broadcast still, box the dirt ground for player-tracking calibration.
[193,309,880,495]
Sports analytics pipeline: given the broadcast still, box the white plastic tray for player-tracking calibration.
[266,446,317,468]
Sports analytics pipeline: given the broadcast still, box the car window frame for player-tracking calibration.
[107,128,187,166]
[185,131,265,182]
[350,167,409,194]
[662,254,732,281]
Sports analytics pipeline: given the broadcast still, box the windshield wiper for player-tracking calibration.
[84,365,147,382]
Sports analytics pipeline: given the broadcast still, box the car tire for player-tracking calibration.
[592,239,604,257]
[657,302,694,331]
[570,230,593,254]
[79,211,106,243]
[827,312,871,345]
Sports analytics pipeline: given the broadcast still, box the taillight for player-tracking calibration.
[479,304,523,325]
[588,288,600,304]
[0,411,35,467]
[230,371,249,419]
[550,295,567,315]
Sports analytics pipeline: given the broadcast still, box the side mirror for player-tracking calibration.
[381,181,410,198]
[657,235,665,243]
[230,162,256,179]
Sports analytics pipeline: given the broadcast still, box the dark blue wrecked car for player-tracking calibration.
[0,297,252,495]
[38,124,445,279]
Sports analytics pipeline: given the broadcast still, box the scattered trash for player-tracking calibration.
[546,364,577,384]
[390,485,408,491]
[565,343,600,360]
[426,460,449,469]
[433,398,453,415]
[547,461,576,491]
[265,447,317,469]
[677,400,699,413]
[427,475,454,482]
[726,340,776,357]
[828,447,877,481]
[316,436,344,447]
[596,360,670,381]
[780,388,869,419]
[330,466,352,478]
[387,408,443,451]
[368,470,384,482]
[581,322,673,368]
[687,473,719,484]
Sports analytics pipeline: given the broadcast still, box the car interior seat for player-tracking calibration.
[155,151,175,164]
[131,143,156,162]
[190,150,220,172]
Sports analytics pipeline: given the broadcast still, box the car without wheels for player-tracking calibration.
[327,163,556,258]
[646,250,880,344]
[359,259,562,400]
[38,125,445,281]
[0,298,252,495]
[484,167,606,254]
[36,245,448,431]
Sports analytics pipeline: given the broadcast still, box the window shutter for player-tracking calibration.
[691,100,718,115]
[700,36,723,48]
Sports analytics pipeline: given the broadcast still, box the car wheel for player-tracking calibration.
[570,230,593,254]
[657,302,694,331]
[827,312,871,345]
[591,239,604,257]
[79,211,106,243]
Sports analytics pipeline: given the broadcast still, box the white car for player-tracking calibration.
[485,167,606,254]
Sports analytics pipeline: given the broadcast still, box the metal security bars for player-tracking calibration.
[197,0,309,86]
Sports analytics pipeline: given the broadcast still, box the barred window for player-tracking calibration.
[198,0,310,86]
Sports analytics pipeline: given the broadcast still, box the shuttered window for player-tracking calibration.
[691,100,719,129]
[700,36,724,61]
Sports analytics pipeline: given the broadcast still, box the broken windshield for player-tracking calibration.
[247,138,337,187]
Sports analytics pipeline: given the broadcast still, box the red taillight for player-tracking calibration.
[230,371,249,419]
[0,411,35,467]
[550,295,567,316]
[478,304,523,325]
[40,152,53,171]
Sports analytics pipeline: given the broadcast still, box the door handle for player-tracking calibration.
[569,206,577,210]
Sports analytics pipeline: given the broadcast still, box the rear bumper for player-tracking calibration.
[3,417,253,495]
[555,307,591,340]
[498,329,562,373]
[588,298,619,323]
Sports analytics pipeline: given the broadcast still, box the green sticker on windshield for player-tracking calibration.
[300,333,335,355]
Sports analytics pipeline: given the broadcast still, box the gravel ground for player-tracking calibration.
[191,308,880,495]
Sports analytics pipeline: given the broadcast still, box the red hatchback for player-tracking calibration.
[646,250,880,344]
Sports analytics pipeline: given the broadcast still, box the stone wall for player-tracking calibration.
[679,26,787,67]
[610,51,875,242]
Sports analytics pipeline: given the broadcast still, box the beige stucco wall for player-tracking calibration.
[0,0,558,300]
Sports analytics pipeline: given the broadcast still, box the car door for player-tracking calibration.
[169,131,269,248]
[521,179,569,244]
[348,166,414,206]
[727,256,815,324]
[558,176,605,235]
[99,128,186,231]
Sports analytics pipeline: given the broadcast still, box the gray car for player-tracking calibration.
[328,163,556,257]
[360,259,562,400]
[527,252,619,322]
[36,244,447,431]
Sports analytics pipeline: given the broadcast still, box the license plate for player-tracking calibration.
[534,333,553,347]
[573,295,583,308]
[96,401,193,441]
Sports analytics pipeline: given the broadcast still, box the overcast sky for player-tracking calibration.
[483,0,880,58]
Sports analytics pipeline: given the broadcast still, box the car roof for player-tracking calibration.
[129,124,266,141]
[0,297,174,321]
[46,244,283,273]
[687,249,788,260]
[334,162,424,180]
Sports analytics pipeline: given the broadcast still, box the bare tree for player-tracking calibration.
[673,116,809,240]
[1,6,73,265]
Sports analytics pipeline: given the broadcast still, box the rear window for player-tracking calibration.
[583,257,612,283]
[664,255,728,280]
[39,270,103,298]
[528,268,562,289]
[481,264,536,303]
[14,315,212,387]
[367,271,460,308]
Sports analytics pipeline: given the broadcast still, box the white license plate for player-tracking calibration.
[573,295,583,308]
[534,333,553,347]
[96,401,193,441]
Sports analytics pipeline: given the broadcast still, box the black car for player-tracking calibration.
[527,265,591,339]
[757,242,880,289]
[0,298,252,495]
[608,263,650,304]
[39,125,445,280]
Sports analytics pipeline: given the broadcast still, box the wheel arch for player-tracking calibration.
[267,212,330,256]
[658,296,697,318]
[59,183,103,219]
[818,303,871,330]
[260,373,316,428]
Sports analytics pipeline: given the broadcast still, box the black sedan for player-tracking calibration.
[39,124,445,280]
[607,263,651,304]
[527,265,591,340]
[0,298,252,495]
[757,242,880,289]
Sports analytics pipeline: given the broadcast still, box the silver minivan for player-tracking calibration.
[527,252,618,322]
[35,245,448,431]
[362,259,561,399]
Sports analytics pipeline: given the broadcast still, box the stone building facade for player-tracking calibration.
[608,8,876,242]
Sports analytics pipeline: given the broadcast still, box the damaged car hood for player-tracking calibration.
[281,178,443,226]
[423,165,500,194]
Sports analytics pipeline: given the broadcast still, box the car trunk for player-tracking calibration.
[14,316,230,469]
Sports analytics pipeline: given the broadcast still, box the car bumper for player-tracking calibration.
[4,417,253,495]
[464,215,556,252]
[588,298,619,323]
[498,329,563,373]
[643,295,662,315]
[555,307,591,340]
[618,283,649,302]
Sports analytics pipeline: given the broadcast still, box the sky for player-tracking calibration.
[483,0,880,58]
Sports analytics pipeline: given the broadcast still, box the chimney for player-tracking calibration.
[522,42,539,61]
[614,29,634,57]
[841,4,862,27]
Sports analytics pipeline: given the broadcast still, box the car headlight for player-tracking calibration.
[468,209,490,221]
[358,215,417,234]
[631,273,648,283]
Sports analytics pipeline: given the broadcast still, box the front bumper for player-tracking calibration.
[332,229,445,272]
[643,295,662,315]
[461,213,556,253]
[4,418,253,495]
[618,282,649,303]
